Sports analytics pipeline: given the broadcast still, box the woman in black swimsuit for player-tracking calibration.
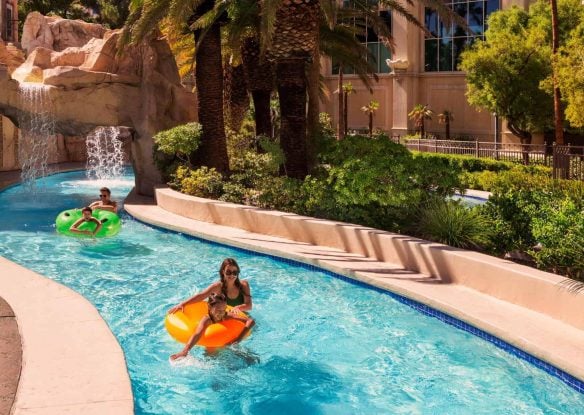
[168,258,253,314]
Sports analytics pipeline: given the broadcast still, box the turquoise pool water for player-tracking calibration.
[1,170,583,414]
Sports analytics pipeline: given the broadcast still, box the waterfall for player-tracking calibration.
[85,126,126,180]
[17,84,55,189]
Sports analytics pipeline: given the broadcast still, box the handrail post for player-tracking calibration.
[475,140,479,157]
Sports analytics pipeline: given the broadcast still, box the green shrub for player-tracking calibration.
[417,200,493,250]
[169,165,224,198]
[153,122,203,180]
[153,122,202,161]
[529,197,584,280]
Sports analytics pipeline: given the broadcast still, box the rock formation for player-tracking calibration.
[0,12,197,195]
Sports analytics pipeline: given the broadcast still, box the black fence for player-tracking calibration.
[389,136,584,181]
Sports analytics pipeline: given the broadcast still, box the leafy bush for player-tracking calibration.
[417,200,493,250]
[169,165,224,198]
[153,122,203,180]
[529,197,584,280]
[153,122,203,160]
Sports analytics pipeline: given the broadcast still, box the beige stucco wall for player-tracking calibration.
[155,187,584,332]
[320,1,537,142]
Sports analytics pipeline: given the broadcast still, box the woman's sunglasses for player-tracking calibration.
[224,270,239,277]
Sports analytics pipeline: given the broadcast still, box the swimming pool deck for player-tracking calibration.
[1,174,584,414]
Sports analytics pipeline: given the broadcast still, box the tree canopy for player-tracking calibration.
[460,0,584,142]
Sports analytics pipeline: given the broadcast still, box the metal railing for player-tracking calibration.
[389,136,584,181]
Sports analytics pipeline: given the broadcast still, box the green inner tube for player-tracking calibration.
[55,209,121,238]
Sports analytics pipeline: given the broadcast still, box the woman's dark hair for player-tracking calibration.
[219,258,242,297]
[100,187,111,195]
[208,292,227,306]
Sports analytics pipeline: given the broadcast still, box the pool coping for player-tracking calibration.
[124,188,584,393]
[0,165,134,415]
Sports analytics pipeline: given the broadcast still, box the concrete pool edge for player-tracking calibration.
[124,188,584,389]
[0,257,134,414]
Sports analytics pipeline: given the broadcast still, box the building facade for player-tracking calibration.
[320,0,534,143]
[0,0,18,43]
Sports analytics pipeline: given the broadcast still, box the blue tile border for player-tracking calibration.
[128,213,584,395]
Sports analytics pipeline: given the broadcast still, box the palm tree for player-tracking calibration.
[550,0,564,146]
[223,61,249,132]
[438,110,454,140]
[241,36,275,138]
[121,0,230,174]
[341,82,357,136]
[361,100,379,137]
[408,104,434,138]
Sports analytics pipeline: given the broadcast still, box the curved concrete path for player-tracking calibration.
[0,165,133,414]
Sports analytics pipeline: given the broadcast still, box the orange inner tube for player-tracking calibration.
[165,301,250,347]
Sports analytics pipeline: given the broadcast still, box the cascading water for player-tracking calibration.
[17,84,55,189]
[85,126,127,180]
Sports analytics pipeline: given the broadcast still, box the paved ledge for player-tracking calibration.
[0,297,21,415]
[125,188,584,383]
[0,258,134,414]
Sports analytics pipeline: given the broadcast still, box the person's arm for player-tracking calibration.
[226,316,255,345]
[170,316,211,360]
[91,218,102,236]
[231,280,253,312]
[69,218,92,236]
[167,282,221,314]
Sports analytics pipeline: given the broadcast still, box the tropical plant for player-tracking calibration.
[361,100,379,137]
[153,122,203,165]
[408,104,433,138]
[417,200,493,250]
[169,165,224,198]
[438,110,454,140]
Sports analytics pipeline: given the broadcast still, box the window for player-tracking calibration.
[5,4,13,41]
[332,5,392,74]
[424,0,499,72]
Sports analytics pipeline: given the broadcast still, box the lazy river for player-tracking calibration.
[0,170,583,414]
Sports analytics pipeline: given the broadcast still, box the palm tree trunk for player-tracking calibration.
[224,62,249,132]
[343,90,349,136]
[307,46,320,169]
[192,9,229,173]
[277,58,309,179]
[337,67,345,140]
[242,37,274,138]
[550,0,564,145]
[368,113,373,137]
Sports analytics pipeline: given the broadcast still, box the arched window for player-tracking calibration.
[424,0,500,72]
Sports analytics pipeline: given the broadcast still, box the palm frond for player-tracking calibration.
[258,0,282,56]
[132,0,172,42]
